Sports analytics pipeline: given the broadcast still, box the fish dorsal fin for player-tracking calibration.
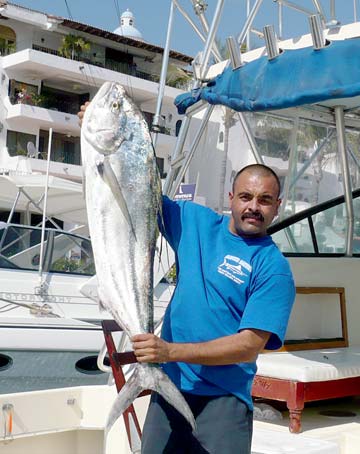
[96,156,137,241]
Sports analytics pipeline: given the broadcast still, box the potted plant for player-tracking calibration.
[58,34,91,60]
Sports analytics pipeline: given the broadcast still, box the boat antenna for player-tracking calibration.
[151,1,175,145]
[64,0,73,20]
[113,0,121,22]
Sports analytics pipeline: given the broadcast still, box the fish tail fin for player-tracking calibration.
[148,365,196,430]
[105,363,196,439]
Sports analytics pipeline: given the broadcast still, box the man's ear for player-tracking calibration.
[275,198,282,215]
[228,191,234,205]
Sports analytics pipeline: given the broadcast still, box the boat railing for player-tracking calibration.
[0,223,95,275]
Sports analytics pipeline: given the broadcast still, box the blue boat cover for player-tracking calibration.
[175,38,360,114]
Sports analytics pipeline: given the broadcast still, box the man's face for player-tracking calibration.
[228,171,281,238]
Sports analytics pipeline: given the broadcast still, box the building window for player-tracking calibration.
[6,130,36,157]
[219,131,224,143]
[39,130,81,165]
[0,24,16,55]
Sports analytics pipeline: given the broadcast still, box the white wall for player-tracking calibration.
[289,257,360,346]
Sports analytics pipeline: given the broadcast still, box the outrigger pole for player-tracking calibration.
[38,127,53,293]
[163,0,226,196]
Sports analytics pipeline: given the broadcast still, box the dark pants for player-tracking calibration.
[141,392,253,454]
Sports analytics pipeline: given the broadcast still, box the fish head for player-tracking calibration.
[82,82,146,156]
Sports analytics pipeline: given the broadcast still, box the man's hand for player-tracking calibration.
[132,333,172,364]
[77,101,90,127]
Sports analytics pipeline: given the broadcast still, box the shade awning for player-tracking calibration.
[0,173,87,225]
[175,38,360,114]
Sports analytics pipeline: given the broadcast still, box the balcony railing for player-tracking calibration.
[31,44,188,88]
[32,44,157,81]
[0,47,15,56]
[10,89,82,115]
[9,148,81,166]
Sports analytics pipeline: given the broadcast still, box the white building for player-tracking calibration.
[0,2,192,224]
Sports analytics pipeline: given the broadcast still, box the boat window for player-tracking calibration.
[312,206,345,254]
[354,198,360,254]
[0,224,95,275]
[272,220,314,253]
[270,191,360,256]
[0,225,49,270]
[48,231,95,275]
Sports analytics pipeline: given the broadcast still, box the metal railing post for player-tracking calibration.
[334,106,354,256]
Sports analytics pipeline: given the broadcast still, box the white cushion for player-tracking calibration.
[256,347,360,382]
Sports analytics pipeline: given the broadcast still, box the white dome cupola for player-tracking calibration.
[113,9,143,40]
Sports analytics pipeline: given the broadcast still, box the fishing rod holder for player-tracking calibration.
[263,25,281,60]
[226,36,243,70]
[309,14,326,50]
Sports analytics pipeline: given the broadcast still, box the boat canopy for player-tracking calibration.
[175,38,360,114]
[0,173,87,225]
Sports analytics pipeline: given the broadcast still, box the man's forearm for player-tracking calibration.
[132,329,271,366]
[168,330,268,365]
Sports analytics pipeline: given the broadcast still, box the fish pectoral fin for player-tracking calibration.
[96,157,137,241]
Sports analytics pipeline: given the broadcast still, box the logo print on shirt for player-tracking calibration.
[218,255,252,284]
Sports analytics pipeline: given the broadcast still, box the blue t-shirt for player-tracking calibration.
[160,196,295,409]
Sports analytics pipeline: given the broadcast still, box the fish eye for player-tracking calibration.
[111,101,120,111]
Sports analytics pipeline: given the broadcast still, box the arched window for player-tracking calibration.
[0,25,16,56]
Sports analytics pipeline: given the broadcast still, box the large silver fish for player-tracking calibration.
[81,82,195,440]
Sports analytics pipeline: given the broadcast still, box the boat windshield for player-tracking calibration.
[269,190,360,255]
[0,224,94,275]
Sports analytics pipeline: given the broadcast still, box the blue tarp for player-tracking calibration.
[175,38,360,114]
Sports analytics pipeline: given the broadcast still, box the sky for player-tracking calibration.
[8,1,359,58]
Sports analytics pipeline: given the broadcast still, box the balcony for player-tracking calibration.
[9,83,86,116]
[32,44,187,88]
[6,102,79,136]
[6,128,82,180]
[2,49,161,103]
[2,48,189,106]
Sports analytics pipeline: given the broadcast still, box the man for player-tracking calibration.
[78,105,294,450]
[132,164,295,453]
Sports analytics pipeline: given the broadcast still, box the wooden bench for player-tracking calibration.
[251,287,360,433]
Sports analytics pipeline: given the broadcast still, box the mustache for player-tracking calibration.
[242,212,264,222]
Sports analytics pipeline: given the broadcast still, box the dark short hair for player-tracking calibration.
[232,164,281,198]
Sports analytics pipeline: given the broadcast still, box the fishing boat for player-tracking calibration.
[1,1,360,453]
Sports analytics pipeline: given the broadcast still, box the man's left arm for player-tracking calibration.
[132,328,270,366]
